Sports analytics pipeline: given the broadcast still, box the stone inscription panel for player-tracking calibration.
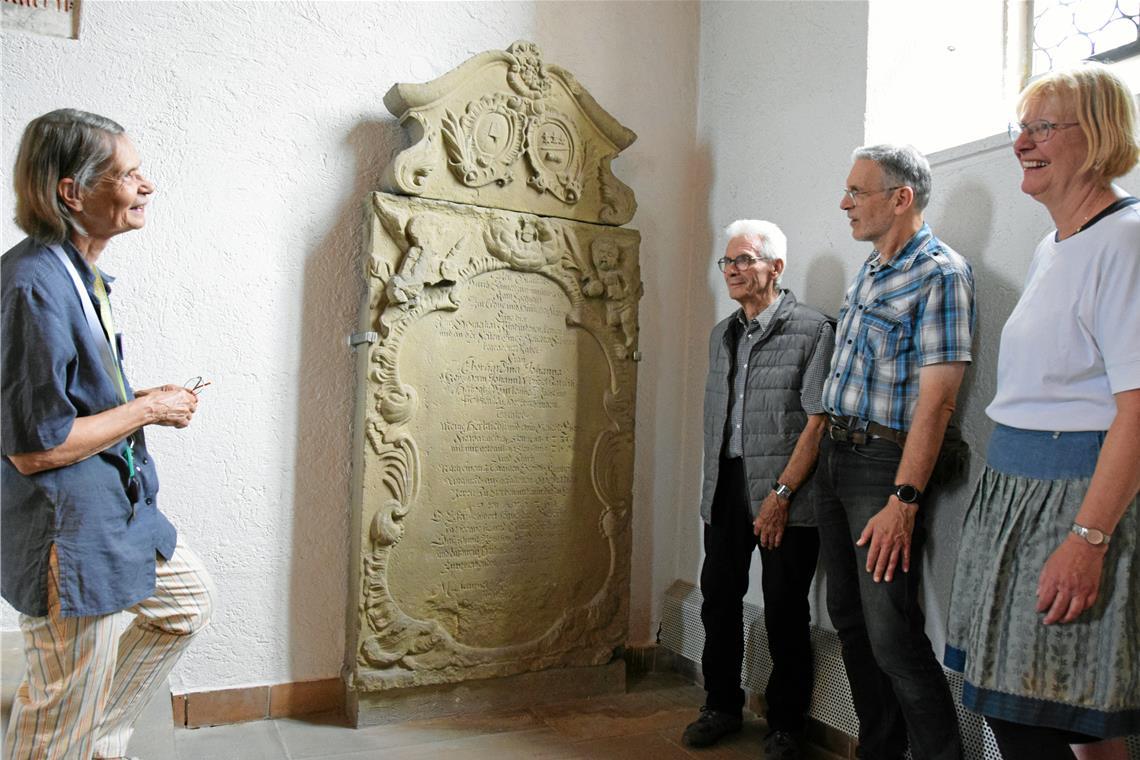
[387,269,610,648]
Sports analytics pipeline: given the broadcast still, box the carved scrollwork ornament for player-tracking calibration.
[441,94,527,188]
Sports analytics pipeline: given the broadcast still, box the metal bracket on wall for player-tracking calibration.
[347,331,378,349]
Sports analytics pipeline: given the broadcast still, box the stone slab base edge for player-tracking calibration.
[347,662,626,728]
[169,660,629,730]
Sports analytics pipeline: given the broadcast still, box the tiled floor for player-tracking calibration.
[172,672,846,759]
[3,626,843,759]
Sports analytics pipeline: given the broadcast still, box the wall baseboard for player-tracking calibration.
[172,678,344,728]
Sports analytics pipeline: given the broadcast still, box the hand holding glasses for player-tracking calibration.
[123,379,208,509]
[185,376,212,395]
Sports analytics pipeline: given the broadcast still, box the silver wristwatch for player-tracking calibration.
[772,482,794,501]
[1071,523,1111,546]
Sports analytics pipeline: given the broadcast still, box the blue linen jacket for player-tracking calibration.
[1,238,176,617]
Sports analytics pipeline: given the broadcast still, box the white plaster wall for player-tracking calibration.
[1,0,700,692]
[687,0,1140,657]
[684,0,871,618]
[866,0,1013,154]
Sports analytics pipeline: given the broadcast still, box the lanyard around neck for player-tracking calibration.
[49,244,136,474]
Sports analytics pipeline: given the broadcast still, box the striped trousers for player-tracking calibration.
[4,541,212,760]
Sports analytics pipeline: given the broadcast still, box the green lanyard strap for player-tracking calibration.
[92,268,136,477]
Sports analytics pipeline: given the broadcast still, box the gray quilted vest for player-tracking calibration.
[700,290,829,526]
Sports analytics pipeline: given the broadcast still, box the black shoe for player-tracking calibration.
[763,730,802,760]
[682,706,742,747]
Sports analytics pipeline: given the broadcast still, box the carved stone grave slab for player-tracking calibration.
[347,41,639,722]
[348,193,640,692]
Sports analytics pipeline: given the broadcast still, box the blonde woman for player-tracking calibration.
[945,66,1139,759]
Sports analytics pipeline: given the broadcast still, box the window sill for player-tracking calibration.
[928,132,1011,169]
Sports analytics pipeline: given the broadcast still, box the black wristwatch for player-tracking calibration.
[893,484,922,504]
[772,482,794,501]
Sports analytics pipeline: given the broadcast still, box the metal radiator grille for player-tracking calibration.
[660,580,1140,759]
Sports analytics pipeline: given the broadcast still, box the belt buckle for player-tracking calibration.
[829,423,848,443]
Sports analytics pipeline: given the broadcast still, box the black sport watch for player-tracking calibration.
[893,484,922,504]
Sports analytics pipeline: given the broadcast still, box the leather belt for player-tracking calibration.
[827,415,907,447]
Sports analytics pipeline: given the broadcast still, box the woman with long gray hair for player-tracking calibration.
[2,109,213,759]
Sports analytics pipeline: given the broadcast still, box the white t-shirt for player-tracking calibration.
[987,201,1140,431]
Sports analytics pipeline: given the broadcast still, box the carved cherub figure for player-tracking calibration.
[587,236,639,353]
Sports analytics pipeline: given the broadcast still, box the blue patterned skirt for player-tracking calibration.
[945,424,1140,737]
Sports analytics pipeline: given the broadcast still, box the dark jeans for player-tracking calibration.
[700,457,819,733]
[815,437,961,760]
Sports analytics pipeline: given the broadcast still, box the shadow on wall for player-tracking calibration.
[288,118,406,675]
[802,255,848,319]
[936,178,1023,458]
[673,139,716,582]
[917,178,1022,647]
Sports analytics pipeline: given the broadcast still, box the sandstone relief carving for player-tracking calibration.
[381,41,636,225]
[349,193,641,691]
[440,93,527,189]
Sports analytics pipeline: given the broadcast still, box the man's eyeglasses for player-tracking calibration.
[842,186,902,205]
[717,254,766,272]
[1008,119,1079,144]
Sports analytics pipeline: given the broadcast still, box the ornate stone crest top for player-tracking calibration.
[381,41,637,226]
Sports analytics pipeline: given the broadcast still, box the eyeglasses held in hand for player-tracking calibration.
[185,376,212,394]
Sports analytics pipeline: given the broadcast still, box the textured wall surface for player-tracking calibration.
[7,0,1130,701]
[685,0,872,624]
[0,0,700,693]
[691,2,1140,656]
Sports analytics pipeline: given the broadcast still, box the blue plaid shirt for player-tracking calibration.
[822,224,975,431]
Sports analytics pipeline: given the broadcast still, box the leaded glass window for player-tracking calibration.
[1030,0,1140,74]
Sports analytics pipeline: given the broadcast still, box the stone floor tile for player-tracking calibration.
[126,681,178,759]
[626,671,698,695]
[277,707,543,758]
[655,681,710,709]
[667,717,772,758]
[570,730,698,759]
[533,691,695,741]
[365,726,582,759]
[173,719,288,760]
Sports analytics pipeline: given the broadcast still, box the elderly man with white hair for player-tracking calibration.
[683,220,835,759]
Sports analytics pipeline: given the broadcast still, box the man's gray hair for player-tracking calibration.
[724,219,787,266]
[14,108,125,244]
[852,144,932,211]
